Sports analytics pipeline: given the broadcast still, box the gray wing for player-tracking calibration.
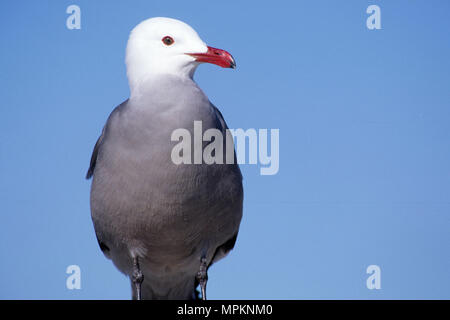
[209,103,242,264]
[86,100,128,180]
[86,126,105,179]
[211,103,228,131]
[211,102,242,181]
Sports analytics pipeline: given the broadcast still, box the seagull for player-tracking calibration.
[86,17,243,300]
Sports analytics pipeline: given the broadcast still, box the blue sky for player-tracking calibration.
[1,0,449,299]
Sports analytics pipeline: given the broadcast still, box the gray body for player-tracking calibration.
[88,76,243,299]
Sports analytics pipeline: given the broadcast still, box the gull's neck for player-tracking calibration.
[128,65,200,100]
[128,70,199,101]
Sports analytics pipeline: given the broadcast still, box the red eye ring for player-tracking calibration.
[162,36,174,46]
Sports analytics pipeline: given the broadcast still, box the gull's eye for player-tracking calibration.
[162,36,174,46]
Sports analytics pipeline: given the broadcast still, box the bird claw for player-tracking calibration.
[132,257,144,300]
[196,257,208,300]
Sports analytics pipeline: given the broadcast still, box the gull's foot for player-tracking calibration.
[132,257,144,300]
[196,257,208,300]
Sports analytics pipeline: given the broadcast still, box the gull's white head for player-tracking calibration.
[125,17,235,95]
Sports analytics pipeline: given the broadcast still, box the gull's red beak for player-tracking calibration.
[187,46,236,69]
